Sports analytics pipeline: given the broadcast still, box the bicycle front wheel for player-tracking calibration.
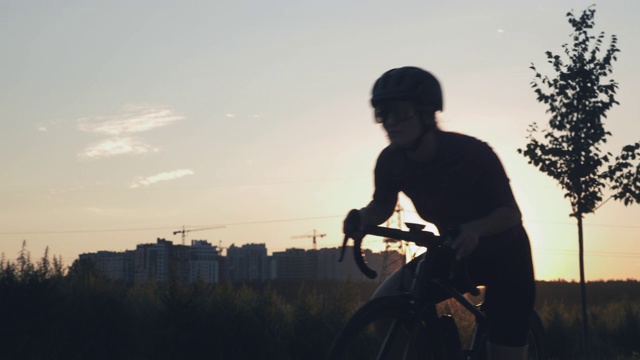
[326,295,430,360]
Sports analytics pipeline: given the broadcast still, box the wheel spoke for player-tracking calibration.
[377,318,401,360]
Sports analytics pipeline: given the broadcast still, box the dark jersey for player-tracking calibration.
[372,131,536,346]
[372,130,523,255]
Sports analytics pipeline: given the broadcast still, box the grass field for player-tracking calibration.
[1,248,639,359]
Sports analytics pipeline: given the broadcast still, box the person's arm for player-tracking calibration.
[446,202,522,260]
[343,198,396,239]
[359,199,397,227]
[362,150,401,228]
[463,201,522,237]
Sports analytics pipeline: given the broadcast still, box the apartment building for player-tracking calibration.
[80,238,221,285]
[271,248,315,280]
[189,240,220,284]
[78,239,403,284]
[275,247,404,282]
[134,238,172,284]
[225,243,269,282]
[78,250,135,282]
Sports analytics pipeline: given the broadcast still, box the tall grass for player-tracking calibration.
[1,245,639,359]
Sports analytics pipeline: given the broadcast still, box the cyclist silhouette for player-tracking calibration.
[344,66,535,360]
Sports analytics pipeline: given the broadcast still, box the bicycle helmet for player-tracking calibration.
[371,66,443,111]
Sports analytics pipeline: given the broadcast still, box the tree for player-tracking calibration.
[36,246,51,280]
[17,240,34,281]
[519,6,640,358]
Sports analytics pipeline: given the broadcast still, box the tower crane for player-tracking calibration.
[173,225,225,245]
[217,240,226,256]
[292,229,326,250]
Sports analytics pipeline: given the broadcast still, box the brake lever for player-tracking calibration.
[353,235,377,279]
[339,209,360,263]
[338,230,377,279]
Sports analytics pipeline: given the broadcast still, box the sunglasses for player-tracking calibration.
[374,102,418,124]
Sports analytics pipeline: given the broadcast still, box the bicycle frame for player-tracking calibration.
[407,248,490,358]
[332,224,546,360]
[340,223,489,359]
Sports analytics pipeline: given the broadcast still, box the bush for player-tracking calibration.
[1,246,639,359]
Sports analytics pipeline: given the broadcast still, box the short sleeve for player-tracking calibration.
[474,143,516,210]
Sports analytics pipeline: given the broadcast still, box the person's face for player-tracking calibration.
[374,101,422,147]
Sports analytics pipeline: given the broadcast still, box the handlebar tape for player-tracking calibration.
[353,237,377,279]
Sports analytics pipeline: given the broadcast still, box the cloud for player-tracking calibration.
[79,137,158,159]
[77,104,184,160]
[36,119,66,132]
[83,207,125,216]
[78,104,185,136]
[129,169,194,188]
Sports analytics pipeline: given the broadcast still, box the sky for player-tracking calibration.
[1,0,639,281]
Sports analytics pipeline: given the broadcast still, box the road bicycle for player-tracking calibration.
[326,223,547,360]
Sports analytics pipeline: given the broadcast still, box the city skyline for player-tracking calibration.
[2,1,639,282]
[76,236,404,284]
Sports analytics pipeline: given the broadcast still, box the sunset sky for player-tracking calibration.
[2,0,639,281]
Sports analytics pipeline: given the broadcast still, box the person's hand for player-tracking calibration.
[343,209,365,239]
[444,225,479,261]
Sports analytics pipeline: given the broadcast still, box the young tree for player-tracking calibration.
[519,6,640,358]
[17,240,34,281]
[52,255,66,278]
[36,246,52,280]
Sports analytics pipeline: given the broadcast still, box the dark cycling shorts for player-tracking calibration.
[403,226,535,347]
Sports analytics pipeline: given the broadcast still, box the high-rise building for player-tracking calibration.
[171,244,190,284]
[225,243,269,282]
[78,250,135,283]
[188,240,220,284]
[272,248,316,280]
[77,238,402,285]
[134,238,172,284]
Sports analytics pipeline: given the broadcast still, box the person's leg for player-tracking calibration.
[469,229,536,360]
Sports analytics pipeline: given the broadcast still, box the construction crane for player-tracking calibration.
[292,229,326,250]
[217,240,226,256]
[173,225,225,245]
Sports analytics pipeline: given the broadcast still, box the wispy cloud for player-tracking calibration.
[79,137,158,159]
[129,169,194,189]
[78,104,184,135]
[77,104,184,159]
[36,119,66,132]
[83,207,125,216]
